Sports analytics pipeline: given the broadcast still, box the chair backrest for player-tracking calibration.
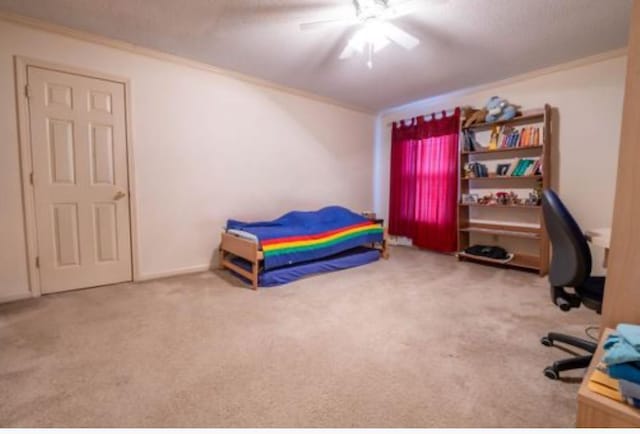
[542,189,592,287]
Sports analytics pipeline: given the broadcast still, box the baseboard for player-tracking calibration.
[0,291,34,304]
[388,236,413,247]
[136,264,212,282]
[0,265,213,304]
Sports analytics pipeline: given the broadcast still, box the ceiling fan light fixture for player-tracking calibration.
[356,0,389,21]
[349,20,391,54]
[303,0,422,68]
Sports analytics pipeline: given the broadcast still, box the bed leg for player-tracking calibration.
[218,245,224,269]
[251,261,259,291]
[382,242,390,259]
[381,229,390,259]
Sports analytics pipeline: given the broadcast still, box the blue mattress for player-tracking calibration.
[229,246,380,287]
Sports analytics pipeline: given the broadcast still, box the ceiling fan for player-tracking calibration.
[299,0,425,69]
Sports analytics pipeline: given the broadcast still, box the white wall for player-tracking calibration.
[0,19,375,300]
[374,54,627,272]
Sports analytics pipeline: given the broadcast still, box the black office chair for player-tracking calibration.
[540,189,606,380]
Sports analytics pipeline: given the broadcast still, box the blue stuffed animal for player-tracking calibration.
[484,96,518,123]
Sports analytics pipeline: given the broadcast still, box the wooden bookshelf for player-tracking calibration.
[457,104,551,276]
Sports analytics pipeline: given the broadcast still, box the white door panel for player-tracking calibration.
[28,66,131,293]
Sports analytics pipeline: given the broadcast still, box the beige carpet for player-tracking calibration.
[0,246,598,427]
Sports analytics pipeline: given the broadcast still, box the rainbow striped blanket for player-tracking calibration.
[226,206,384,270]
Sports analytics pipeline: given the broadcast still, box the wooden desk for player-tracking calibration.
[576,328,640,427]
[585,227,611,267]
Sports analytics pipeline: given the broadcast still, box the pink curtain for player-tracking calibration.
[388,120,417,237]
[389,108,460,252]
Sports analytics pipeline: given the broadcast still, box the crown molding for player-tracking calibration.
[0,10,374,115]
[380,47,628,118]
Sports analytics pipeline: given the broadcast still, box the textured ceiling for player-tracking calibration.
[0,0,632,111]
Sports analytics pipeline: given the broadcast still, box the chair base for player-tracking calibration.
[541,332,597,380]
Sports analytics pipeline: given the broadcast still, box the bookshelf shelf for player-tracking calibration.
[457,104,551,276]
[461,145,543,156]
[461,175,543,181]
[461,110,544,131]
[457,252,541,271]
[459,203,541,209]
[459,223,542,239]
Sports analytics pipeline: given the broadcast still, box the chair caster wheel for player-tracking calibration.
[541,336,553,347]
[544,366,559,380]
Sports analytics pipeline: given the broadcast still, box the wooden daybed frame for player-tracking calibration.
[219,227,390,290]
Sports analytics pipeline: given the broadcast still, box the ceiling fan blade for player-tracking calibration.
[387,0,448,19]
[223,2,355,27]
[339,43,358,60]
[381,23,420,50]
[224,1,335,16]
[315,28,358,68]
[300,17,358,31]
[387,0,420,19]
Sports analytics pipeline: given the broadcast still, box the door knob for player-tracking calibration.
[114,191,126,200]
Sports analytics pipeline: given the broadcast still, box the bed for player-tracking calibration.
[218,206,389,290]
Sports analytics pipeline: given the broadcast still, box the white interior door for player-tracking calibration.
[27,66,132,294]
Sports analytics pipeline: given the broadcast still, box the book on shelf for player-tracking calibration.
[498,126,543,149]
[512,160,525,176]
[468,162,489,177]
[518,160,534,176]
[527,159,541,176]
[503,158,542,177]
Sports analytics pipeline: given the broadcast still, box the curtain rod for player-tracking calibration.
[386,107,460,127]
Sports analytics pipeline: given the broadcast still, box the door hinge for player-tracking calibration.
[29,172,34,185]
[35,256,40,268]
[24,84,31,98]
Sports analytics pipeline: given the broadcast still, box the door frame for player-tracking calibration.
[14,56,140,297]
